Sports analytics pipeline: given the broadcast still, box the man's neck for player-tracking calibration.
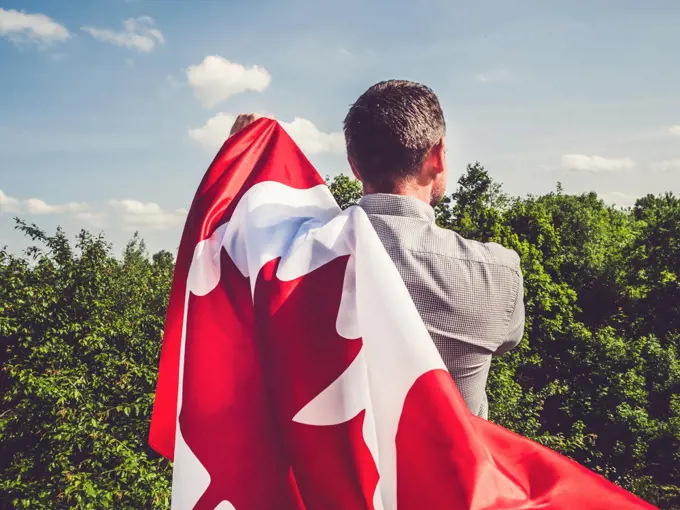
[363,181,432,206]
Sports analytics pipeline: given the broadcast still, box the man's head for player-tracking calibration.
[343,80,447,206]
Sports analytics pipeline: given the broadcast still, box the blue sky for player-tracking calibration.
[1,0,679,255]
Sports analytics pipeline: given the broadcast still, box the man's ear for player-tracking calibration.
[348,156,363,182]
[430,137,446,176]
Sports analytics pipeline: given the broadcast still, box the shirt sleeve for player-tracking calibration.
[495,269,525,356]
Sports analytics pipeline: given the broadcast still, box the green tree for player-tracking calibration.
[441,162,508,241]
[0,221,173,509]
[327,173,362,210]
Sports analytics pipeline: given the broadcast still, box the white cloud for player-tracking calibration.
[0,191,90,216]
[74,211,108,228]
[188,114,344,155]
[280,117,345,155]
[599,191,639,208]
[109,199,186,230]
[651,159,680,172]
[559,154,636,173]
[0,190,186,231]
[669,125,680,137]
[82,16,164,53]
[188,112,236,150]
[186,56,271,108]
[24,198,89,214]
[0,190,21,214]
[0,8,69,45]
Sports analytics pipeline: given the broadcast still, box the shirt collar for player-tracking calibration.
[358,193,436,222]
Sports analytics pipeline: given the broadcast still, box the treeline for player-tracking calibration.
[1,165,678,508]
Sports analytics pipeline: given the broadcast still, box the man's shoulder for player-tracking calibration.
[363,210,521,274]
[429,225,521,273]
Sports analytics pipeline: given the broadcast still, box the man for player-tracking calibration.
[229,80,525,419]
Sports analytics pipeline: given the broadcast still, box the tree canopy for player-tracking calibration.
[1,166,678,508]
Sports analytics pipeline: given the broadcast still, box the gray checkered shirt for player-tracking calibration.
[359,194,525,419]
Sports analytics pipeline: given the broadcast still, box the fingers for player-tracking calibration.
[229,113,260,136]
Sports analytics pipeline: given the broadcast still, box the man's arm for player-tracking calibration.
[495,270,525,356]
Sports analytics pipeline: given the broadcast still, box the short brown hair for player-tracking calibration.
[343,80,446,191]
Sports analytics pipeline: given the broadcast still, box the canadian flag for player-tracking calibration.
[149,118,655,510]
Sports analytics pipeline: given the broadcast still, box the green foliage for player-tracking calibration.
[0,223,172,508]
[1,166,678,508]
[327,174,362,210]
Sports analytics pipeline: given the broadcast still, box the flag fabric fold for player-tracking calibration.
[149,118,655,510]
